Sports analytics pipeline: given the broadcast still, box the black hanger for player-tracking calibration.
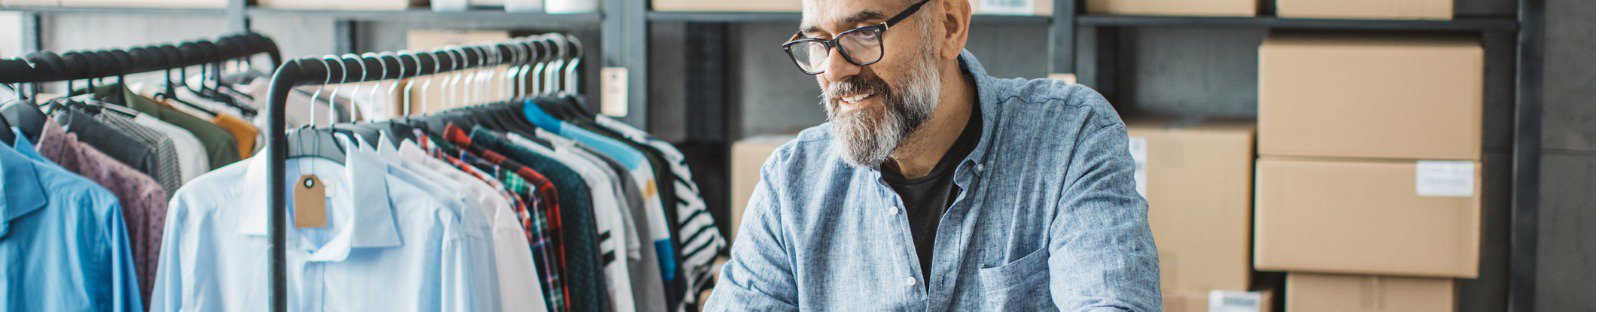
[0,113,14,145]
[286,128,348,163]
[3,52,60,142]
[285,57,353,164]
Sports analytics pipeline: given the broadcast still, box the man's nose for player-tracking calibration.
[820,47,861,83]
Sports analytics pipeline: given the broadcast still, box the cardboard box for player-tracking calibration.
[970,0,1053,16]
[1254,158,1480,278]
[58,0,225,8]
[1,0,61,7]
[653,0,1052,16]
[1278,0,1451,20]
[652,0,799,12]
[258,0,426,10]
[1087,0,1257,17]
[730,135,794,239]
[1258,32,1483,161]
[1126,117,1256,294]
[1286,273,1454,311]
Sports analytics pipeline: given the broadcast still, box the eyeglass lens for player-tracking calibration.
[788,28,884,74]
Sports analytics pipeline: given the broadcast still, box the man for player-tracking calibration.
[704,0,1161,310]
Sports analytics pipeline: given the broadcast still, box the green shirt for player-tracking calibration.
[97,86,241,169]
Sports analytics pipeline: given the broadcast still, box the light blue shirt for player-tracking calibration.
[151,137,498,311]
[0,131,143,311]
[705,51,1161,311]
[523,103,680,282]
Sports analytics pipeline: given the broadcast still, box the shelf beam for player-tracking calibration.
[1077,15,1519,32]
[247,8,602,28]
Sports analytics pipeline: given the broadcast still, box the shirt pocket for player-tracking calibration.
[977,247,1055,311]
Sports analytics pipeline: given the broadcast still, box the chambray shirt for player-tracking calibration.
[0,131,143,312]
[152,137,497,311]
[705,51,1161,311]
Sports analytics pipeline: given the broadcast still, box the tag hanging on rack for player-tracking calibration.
[293,174,329,229]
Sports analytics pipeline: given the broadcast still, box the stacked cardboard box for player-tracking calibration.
[1086,0,1259,17]
[1277,0,1452,20]
[3,0,226,8]
[1256,32,1483,311]
[729,135,796,240]
[651,0,1054,16]
[1127,117,1269,312]
[257,0,427,10]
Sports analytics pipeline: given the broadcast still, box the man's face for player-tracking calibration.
[800,0,944,168]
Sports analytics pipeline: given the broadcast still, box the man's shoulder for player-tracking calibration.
[989,77,1120,126]
[982,77,1126,147]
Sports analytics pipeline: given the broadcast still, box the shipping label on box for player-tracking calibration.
[1127,136,1148,196]
[975,0,1034,15]
[1415,161,1475,197]
[1209,290,1269,312]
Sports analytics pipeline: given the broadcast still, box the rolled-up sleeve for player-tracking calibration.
[1047,118,1163,311]
[704,156,800,311]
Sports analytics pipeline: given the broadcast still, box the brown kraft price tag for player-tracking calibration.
[294,174,328,228]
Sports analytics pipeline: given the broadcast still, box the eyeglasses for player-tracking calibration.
[781,0,931,75]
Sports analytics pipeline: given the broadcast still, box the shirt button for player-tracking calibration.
[975,163,986,172]
[904,277,917,286]
[888,205,899,215]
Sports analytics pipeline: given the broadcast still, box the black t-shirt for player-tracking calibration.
[881,102,982,286]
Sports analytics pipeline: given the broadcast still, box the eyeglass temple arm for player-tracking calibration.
[884,0,932,27]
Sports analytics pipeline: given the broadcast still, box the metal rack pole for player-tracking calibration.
[261,40,541,312]
[1508,0,1544,310]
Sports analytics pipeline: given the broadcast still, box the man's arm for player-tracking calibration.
[704,159,801,311]
[1047,119,1163,311]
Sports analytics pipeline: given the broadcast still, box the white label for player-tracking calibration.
[601,67,628,117]
[430,0,469,11]
[1128,136,1147,197]
[1416,161,1475,197]
[1048,73,1077,84]
[1208,290,1265,312]
[976,0,1035,15]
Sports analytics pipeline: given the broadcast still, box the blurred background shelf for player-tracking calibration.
[247,8,602,26]
[0,5,224,15]
[646,11,1052,25]
[1076,14,1520,32]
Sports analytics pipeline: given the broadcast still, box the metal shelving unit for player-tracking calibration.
[0,1,1547,310]
[246,8,602,25]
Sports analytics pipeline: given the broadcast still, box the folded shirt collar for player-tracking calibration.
[237,134,402,261]
[0,130,47,239]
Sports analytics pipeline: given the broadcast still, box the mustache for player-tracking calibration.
[824,74,891,101]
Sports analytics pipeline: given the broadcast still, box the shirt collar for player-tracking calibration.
[237,135,403,261]
[956,50,1000,174]
[0,133,47,239]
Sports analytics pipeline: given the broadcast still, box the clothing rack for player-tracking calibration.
[0,33,281,84]
[261,35,569,312]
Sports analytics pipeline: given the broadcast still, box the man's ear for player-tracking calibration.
[937,0,972,60]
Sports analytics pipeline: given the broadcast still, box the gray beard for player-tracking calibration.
[824,51,943,168]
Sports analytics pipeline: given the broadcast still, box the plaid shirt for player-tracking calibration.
[418,131,570,312]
